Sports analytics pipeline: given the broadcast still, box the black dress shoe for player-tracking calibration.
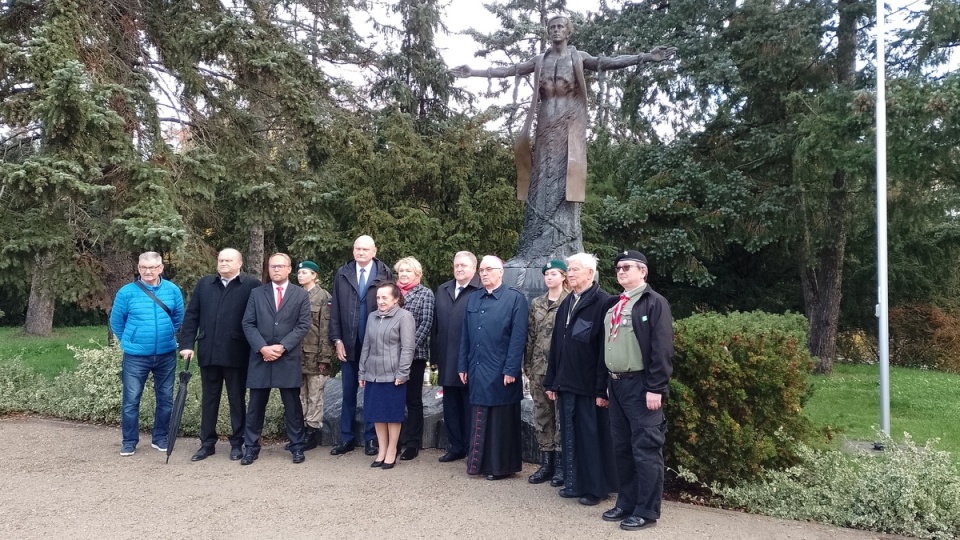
[371,460,383,468]
[381,461,395,470]
[239,452,259,466]
[620,516,656,531]
[486,473,510,481]
[602,506,630,522]
[292,450,305,464]
[229,447,243,461]
[399,447,418,461]
[330,441,356,455]
[191,448,215,461]
[578,495,603,506]
[558,487,580,498]
[364,440,378,456]
[438,452,465,463]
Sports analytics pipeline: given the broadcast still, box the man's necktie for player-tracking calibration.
[276,286,283,311]
[359,267,367,292]
[456,285,463,299]
[608,293,630,341]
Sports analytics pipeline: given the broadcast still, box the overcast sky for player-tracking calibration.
[345,0,951,115]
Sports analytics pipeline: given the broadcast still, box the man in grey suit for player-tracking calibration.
[240,253,311,465]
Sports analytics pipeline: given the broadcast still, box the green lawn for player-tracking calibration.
[804,363,960,456]
[0,326,108,378]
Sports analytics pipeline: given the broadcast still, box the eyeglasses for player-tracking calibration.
[138,265,162,272]
[268,264,290,270]
[478,267,502,274]
[615,264,639,273]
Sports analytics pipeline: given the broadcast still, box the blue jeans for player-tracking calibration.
[339,359,375,444]
[121,352,176,447]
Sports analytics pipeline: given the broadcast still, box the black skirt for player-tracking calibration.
[467,403,522,476]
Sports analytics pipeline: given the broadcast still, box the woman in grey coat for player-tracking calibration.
[359,281,416,469]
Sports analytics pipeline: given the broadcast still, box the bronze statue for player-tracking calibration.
[453,15,675,289]
[454,15,675,204]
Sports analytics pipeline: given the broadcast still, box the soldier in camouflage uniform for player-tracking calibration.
[297,261,335,450]
[523,259,569,484]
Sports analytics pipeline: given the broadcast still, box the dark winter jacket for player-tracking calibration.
[178,273,261,368]
[430,275,481,387]
[328,258,392,363]
[601,284,674,395]
[544,283,612,398]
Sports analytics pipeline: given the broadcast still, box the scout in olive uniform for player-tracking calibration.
[601,250,674,531]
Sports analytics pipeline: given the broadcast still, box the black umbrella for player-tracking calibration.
[166,357,192,464]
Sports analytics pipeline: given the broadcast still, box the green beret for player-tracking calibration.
[542,259,568,274]
[297,260,320,274]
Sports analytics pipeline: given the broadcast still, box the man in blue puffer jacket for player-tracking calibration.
[109,251,184,457]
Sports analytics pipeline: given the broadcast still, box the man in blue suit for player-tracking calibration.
[110,251,184,457]
[328,235,393,456]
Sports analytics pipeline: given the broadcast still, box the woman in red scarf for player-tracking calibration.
[394,257,436,460]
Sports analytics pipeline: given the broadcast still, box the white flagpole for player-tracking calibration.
[876,0,891,436]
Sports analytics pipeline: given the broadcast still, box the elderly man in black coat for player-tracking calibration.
[240,253,311,465]
[430,251,481,463]
[544,252,617,506]
[179,248,261,462]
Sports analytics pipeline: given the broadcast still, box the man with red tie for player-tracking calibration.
[240,253,311,465]
[600,250,674,531]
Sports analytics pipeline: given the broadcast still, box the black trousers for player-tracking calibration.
[442,385,471,455]
[198,364,247,450]
[244,387,305,454]
[608,376,666,521]
[399,359,427,449]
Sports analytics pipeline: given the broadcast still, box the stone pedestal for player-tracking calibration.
[504,251,579,302]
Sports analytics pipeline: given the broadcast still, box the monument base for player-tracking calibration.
[503,257,549,301]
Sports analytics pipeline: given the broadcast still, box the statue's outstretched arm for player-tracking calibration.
[581,46,677,71]
[451,59,537,79]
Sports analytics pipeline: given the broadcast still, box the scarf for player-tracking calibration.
[608,293,630,342]
[399,278,420,297]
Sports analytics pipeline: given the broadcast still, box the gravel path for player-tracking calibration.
[0,417,906,539]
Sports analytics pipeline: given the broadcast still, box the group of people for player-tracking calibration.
[109,237,674,531]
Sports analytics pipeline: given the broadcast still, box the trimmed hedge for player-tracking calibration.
[668,311,814,485]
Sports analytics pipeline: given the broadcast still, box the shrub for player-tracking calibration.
[668,311,814,485]
[835,330,878,364]
[889,304,960,373]
[0,357,48,413]
[713,433,960,539]
[47,343,124,422]
[0,343,292,439]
